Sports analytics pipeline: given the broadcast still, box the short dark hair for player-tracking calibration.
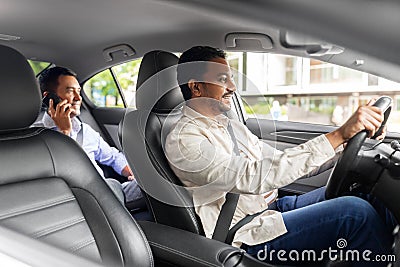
[38,66,77,95]
[177,46,226,101]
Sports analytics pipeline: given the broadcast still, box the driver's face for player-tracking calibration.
[197,58,236,113]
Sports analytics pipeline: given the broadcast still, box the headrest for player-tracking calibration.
[136,50,184,113]
[0,45,41,131]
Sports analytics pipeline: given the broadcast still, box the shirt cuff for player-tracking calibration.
[112,154,128,176]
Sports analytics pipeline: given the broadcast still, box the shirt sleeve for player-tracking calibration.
[90,128,128,176]
[166,123,336,196]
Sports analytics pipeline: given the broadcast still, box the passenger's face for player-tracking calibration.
[196,57,236,114]
[55,75,82,117]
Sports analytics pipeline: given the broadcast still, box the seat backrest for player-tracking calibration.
[121,50,204,235]
[0,44,153,267]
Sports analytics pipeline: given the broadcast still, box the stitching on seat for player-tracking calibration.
[145,123,202,234]
[69,237,96,252]
[39,134,57,180]
[130,214,155,267]
[148,241,220,267]
[32,216,86,238]
[0,128,45,141]
[0,195,75,221]
[71,187,123,259]
[71,187,154,267]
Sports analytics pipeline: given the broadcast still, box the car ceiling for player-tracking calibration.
[0,0,269,78]
[1,0,400,83]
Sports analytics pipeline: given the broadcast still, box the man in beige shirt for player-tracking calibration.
[165,46,395,266]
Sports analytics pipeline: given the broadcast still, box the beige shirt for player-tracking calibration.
[165,106,336,247]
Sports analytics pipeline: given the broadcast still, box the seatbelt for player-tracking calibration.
[212,121,240,243]
[76,117,83,146]
[225,202,277,245]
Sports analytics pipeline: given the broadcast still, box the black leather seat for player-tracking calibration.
[0,44,153,267]
[121,50,204,235]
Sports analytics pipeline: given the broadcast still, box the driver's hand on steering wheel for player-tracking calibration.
[366,97,387,141]
[374,125,387,141]
[326,98,384,149]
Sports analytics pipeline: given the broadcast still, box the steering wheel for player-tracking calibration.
[325,96,392,199]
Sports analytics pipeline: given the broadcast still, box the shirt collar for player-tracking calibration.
[182,105,230,128]
[42,112,82,135]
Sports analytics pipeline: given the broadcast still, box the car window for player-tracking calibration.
[83,69,123,108]
[111,59,141,108]
[83,58,142,108]
[228,52,400,132]
[28,60,51,76]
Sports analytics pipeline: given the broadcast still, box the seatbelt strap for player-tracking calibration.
[212,121,240,243]
[76,117,83,146]
[225,202,277,245]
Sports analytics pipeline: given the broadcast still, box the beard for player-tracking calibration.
[217,92,233,112]
[217,99,232,112]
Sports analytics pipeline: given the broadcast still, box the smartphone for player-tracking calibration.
[42,92,61,109]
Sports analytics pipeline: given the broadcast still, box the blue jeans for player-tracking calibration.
[242,187,396,266]
[106,178,144,205]
[122,179,143,203]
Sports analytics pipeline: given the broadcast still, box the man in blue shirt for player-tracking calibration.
[38,66,142,204]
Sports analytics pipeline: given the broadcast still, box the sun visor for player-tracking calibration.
[280,30,344,56]
[225,33,274,52]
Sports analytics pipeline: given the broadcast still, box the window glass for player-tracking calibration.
[83,58,142,108]
[309,60,363,85]
[28,60,51,76]
[269,55,298,86]
[83,70,123,108]
[111,58,142,108]
[226,52,244,91]
[235,52,400,132]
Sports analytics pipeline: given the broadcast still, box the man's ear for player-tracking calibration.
[188,79,201,97]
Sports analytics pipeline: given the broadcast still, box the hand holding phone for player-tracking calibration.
[42,92,72,135]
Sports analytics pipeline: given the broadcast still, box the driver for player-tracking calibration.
[165,46,396,266]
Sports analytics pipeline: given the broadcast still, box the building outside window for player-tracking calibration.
[229,52,400,132]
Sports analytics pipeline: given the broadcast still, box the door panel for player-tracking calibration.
[246,118,336,144]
